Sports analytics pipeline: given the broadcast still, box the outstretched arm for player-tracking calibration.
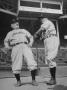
[34,28,41,38]
[34,26,46,40]
[34,28,42,35]
[34,27,44,40]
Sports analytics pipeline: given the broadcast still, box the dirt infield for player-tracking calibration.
[0,66,67,90]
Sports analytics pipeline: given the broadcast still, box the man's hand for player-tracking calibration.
[34,30,43,40]
[34,34,38,39]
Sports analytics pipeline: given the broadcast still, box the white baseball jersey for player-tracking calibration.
[4,29,33,48]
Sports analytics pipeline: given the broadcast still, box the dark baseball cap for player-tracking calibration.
[11,17,19,24]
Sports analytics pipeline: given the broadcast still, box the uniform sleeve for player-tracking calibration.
[4,32,12,49]
[26,30,34,46]
[41,22,49,30]
[41,20,55,30]
[29,35,34,46]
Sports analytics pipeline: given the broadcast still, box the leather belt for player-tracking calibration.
[10,42,28,46]
[45,34,57,39]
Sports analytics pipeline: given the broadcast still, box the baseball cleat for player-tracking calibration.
[46,79,56,85]
[15,80,21,87]
[32,80,38,86]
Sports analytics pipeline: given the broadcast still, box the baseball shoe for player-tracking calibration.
[15,80,21,87]
[46,78,56,85]
[32,80,38,86]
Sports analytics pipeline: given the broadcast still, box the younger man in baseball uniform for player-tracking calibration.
[4,18,38,86]
[34,18,59,85]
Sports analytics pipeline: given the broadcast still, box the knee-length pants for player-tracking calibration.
[11,43,37,74]
[44,36,59,68]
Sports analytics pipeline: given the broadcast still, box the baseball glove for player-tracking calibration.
[34,29,46,40]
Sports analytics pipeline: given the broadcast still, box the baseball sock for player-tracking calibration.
[31,69,37,80]
[14,74,20,81]
[50,67,56,80]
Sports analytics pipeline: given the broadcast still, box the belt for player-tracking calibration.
[45,34,57,39]
[10,42,28,46]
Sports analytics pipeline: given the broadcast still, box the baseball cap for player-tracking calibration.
[11,17,19,24]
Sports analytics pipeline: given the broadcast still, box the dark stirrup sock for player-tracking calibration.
[31,69,37,80]
[14,74,20,81]
[50,67,56,80]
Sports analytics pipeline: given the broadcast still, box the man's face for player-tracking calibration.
[11,22,19,29]
[41,18,47,24]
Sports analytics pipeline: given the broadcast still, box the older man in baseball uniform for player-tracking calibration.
[4,18,38,86]
[34,18,59,85]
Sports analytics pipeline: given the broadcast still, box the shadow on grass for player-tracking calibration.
[52,85,67,90]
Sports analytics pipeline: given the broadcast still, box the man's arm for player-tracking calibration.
[4,32,11,49]
[25,30,34,47]
[27,34,34,47]
[34,26,44,40]
[29,35,34,47]
[2,32,12,54]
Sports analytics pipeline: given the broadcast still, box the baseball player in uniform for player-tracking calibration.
[4,18,38,86]
[34,18,59,85]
